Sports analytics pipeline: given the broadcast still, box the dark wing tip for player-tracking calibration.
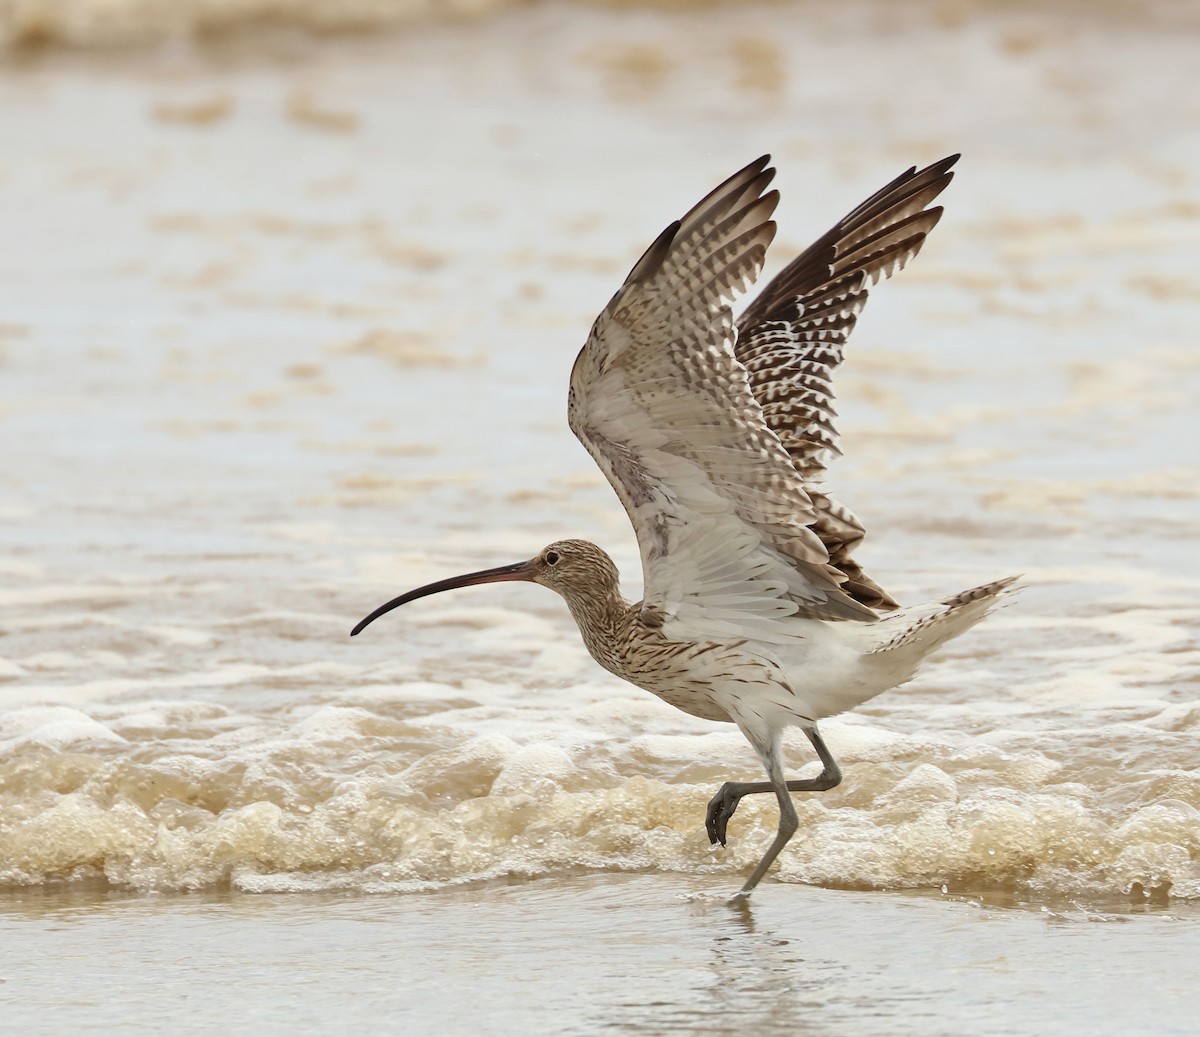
[738,153,959,328]
[923,154,960,178]
[626,219,681,284]
[926,153,960,187]
[623,156,778,288]
[755,188,782,228]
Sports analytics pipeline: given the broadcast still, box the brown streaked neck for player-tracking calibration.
[555,570,634,659]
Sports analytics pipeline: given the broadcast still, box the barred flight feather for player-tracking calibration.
[734,155,959,611]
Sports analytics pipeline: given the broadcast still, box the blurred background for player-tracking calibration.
[2,2,1200,1034]
[4,0,1198,605]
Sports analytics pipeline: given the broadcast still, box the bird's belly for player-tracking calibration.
[643,682,735,723]
[612,639,800,727]
[605,647,736,723]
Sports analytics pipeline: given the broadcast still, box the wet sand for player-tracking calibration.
[3,875,1199,1036]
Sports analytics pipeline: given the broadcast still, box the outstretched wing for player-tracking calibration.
[569,157,877,647]
[735,155,959,610]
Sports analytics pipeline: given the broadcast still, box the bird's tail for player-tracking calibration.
[866,575,1020,664]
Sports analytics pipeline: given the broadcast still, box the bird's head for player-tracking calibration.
[527,538,620,595]
[350,538,620,636]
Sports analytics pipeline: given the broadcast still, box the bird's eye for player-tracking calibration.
[545,551,560,566]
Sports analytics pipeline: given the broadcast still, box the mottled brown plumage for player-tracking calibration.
[734,154,958,610]
[353,156,1019,898]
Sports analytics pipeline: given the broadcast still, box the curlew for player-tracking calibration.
[353,155,1018,898]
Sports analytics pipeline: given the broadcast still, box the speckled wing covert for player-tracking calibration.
[569,156,878,646]
[735,156,959,611]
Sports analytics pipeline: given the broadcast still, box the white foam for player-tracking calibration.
[0,706,127,751]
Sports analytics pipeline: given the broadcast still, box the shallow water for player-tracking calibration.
[2,0,1199,1031]
[2,876,1199,1036]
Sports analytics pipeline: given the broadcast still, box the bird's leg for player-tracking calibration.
[708,726,841,848]
[726,732,794,900]
[725,726,842,898]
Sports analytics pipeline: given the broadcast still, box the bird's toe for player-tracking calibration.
[706,783,741,846]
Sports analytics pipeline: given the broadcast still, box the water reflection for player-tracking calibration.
[3,875,1198,1036]
[593,892,889,1036]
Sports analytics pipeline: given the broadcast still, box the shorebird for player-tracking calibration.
[353,154,1018,897]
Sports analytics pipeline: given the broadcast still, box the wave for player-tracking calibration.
[2,684,1196,903]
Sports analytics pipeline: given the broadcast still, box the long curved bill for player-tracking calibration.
[351,559,536,636]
